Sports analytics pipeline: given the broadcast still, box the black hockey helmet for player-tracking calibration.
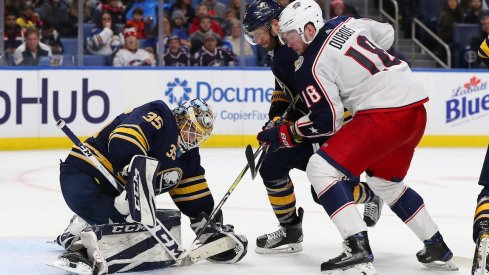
[243,0,282,45]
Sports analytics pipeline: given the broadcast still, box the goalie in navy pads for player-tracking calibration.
[264,1,457,274]
[473,145,489,275]
[53,99,247,274]
[243,0,383,255]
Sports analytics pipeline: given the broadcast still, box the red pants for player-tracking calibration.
[319,105,427,182]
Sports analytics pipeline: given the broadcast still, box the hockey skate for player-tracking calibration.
[55,215,89,249]
[416,231,458,271]
[255,207,304,254]
[47,249,94,275]
[473,220,489,275]
[321,231,376,275]
[363,195,383,227]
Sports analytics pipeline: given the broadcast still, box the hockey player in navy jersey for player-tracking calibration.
[243,0,383,255]
[472,145,489,275]
[54,99,247,274]
[259,0,456,273]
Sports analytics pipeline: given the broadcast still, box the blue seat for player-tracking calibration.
[83,55,108,66]
[416,0,445,31]
[452,23,481,67]
[83,23,96,37]
[6,53,14,66]
[62,55,76,66]
[60,38,78,56]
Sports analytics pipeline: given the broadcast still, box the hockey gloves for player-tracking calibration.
[257,123,302,152]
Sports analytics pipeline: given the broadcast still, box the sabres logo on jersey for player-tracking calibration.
[294,56,304,72]
[156,168,183,194]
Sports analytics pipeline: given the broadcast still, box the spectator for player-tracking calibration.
[124,0,158,30]
[124,6,149,39]
[113,28,155,66]
[222,9,238,36]
[225,20,254,56]
[437,0,464,43]
[190,15,215,54]
[13,28,52,66]
[69,0,92,23]
[464,0,484,23]
[168,0,195,29]
[16,5,41,30]
[4,13,24,55]
[193,31,236,66]
[201,0,226,23]
[189,4,224,37]
[163,35,191,66]
[86,11,124,56]
[39,0,76,37]
[227,0,241,18]
[5,0,24,17]
[171,10,189,38]
[470,15,489,67]
[330,0,360,18]
[40,22,63,54]
[94,0,125,24]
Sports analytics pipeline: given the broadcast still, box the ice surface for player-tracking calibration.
[0,148,482,274]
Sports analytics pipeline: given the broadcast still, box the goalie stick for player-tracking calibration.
[248,95,301,180]
[56,119,184,263]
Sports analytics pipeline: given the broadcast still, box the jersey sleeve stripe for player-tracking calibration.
[110,127,149,151]
[108,134,147,155]
[119,124,150,150]
[171,191,212,202]
[169,182,209,195]
[177,174,205,184]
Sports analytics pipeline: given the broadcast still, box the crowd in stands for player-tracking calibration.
[2,0,489,68]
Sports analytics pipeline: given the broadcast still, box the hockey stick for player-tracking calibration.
[248,94,301,180]
[178,145,253,263]
[56,120,184,264]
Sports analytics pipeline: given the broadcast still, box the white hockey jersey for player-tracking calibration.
[293,16,428,139]
[112,48,155,67]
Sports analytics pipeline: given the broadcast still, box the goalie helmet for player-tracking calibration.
[278,0,323,44]
[173,99,215,152]
[243,0,282,45]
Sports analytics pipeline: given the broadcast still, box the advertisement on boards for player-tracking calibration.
[0,69,274,138]
[417,72,489,135]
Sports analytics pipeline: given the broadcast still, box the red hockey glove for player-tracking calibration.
[257,124,301,151]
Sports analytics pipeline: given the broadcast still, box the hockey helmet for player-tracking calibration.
[173,99,215,151]
[243,0,282,45]
[278,0,323,45]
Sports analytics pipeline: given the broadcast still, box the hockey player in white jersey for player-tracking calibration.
[253,0,460,273]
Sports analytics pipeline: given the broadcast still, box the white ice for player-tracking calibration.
[0,147,483,275]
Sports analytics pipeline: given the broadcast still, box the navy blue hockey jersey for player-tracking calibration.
[65,100,214,218]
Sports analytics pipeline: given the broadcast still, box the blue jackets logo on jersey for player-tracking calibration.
[446,76,489,123]
[165,78,192,105]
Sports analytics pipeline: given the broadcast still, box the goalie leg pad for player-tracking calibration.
[79,209,181,274]
[126,155,159,226]
[473,232,489,275]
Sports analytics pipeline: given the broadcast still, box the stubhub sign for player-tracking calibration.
[0,69,275,138]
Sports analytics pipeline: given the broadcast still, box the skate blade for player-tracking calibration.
[422,259,459,271]
[473,237,489,275]
[322,262,377,275]
[255,243,303,254]
[46,258,93,275]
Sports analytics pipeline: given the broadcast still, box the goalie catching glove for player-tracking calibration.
[257,123,302,152]
[190,211,248,264]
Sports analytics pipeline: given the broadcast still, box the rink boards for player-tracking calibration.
[0,67,488,150]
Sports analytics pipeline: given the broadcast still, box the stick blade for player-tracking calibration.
[245,145,257,179]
